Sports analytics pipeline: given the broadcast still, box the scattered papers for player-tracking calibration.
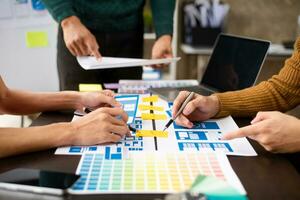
[55,94,257,156]
[76,56,181,70]
[136,130,168,138]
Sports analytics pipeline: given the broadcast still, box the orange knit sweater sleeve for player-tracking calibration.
[215,38,300,118]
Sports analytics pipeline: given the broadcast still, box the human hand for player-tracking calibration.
[151,35,173,69]
[78,90,121,110]
[172,91,220,128]
[222,111,300,153]
[70,107,130,145]
[61,16,101,59]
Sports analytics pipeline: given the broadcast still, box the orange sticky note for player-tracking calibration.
[141,113,167,120]
[136,130,168,137]
[142,95,159,102]
[138,104,164,111]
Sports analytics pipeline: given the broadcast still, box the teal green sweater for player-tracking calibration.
[42,0,175,38]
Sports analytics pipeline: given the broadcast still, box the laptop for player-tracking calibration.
[150,34,270,101]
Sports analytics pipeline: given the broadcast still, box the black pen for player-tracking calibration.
[128,125,136,132]
[85,107,136,132]
[162,92,195,131]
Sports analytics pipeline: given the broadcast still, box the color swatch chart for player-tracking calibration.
[69,152,246,195]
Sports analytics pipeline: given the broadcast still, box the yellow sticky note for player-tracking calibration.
[141,113,167,120]
[79,84,103,92]
[26,31,48,48]
[136,130,168,138]
[138,104,164,111]
[142,95,159,102]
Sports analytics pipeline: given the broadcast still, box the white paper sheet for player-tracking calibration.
[55,94,256,156]
[76,56,181,70]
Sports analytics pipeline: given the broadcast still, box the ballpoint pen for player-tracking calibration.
[84,108,136,132]
[162,92,195,131]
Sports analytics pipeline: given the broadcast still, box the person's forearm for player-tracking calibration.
[2,89,81,115]
[0,123,74,158]
[151,0,175,38]
[215,38,300,118]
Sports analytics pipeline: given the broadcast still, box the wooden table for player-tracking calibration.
[0,111,299,200]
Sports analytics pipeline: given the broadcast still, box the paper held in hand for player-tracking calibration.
[76,56,181,70]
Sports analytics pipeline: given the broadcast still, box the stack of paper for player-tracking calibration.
[76,56,181,70]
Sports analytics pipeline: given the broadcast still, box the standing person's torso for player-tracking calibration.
[73,0,145,32]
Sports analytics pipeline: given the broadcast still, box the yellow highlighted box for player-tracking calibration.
[79,84,102,92]
[142,95,159,102]
[138,104,164,111]
[26,31,48,48]
[136,130,168,138]
[141,113,167,120]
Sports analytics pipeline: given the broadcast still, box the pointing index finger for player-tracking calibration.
[222,123,260,140]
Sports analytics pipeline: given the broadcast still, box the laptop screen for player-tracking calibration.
[201,34,270,92]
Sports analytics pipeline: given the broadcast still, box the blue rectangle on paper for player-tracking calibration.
[89,146,97,151]
[111,154,122,160]
[69,146,82,153]
[200,122,220,129]
[174,121,220,130]
[105,147,110,159]
[117,147,122,153]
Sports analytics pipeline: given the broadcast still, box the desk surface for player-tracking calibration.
[0,111,299,200]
